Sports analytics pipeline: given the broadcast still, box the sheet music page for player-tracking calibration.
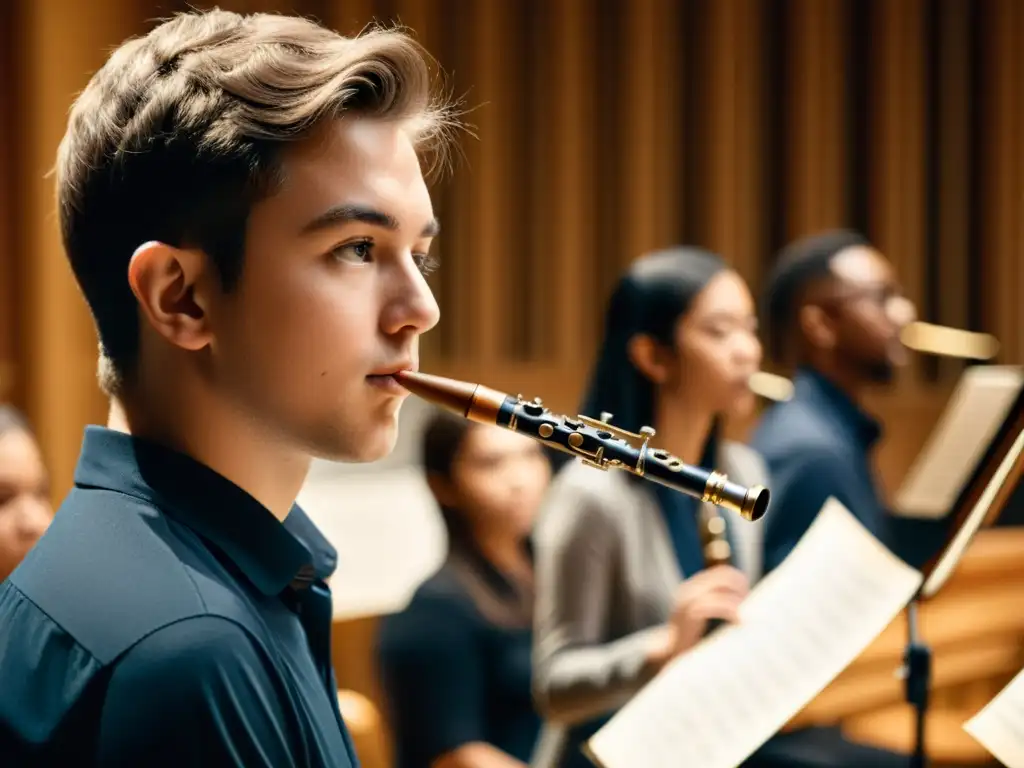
[965,666,1024,768]
[922,426,1024,598]
[894,365,1023,519]
[584,499,922,768]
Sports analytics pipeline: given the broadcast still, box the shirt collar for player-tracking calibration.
[73,426,333,596]
[793,366,883,448]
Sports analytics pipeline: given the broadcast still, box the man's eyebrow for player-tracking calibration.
[302,204,440,238]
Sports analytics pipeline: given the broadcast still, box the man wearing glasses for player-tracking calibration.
[753,229,913,576]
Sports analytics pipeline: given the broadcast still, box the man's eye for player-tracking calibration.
[331,240,374,264]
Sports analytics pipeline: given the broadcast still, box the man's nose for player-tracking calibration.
[887,296,917,328]
[382,262,441,336]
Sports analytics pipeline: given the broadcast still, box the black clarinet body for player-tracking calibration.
[393,369,770,523]
[491,392,769,522]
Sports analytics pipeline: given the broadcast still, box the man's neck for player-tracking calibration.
[652,394,715,467]
[111,390,310,521]
[802,360,866,407]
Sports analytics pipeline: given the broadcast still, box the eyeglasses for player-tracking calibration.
[819,282,914,325]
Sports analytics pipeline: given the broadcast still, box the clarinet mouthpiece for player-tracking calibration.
[392,370,509,426]
[392,370,478,418]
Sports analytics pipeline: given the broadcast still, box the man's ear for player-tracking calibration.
[798,303,837,350]
[127,241,214,352]
[627,333,670,384]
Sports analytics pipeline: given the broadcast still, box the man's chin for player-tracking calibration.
[308,417,400,464]
[350,423,400,463]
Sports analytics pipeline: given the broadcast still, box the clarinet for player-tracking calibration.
[394,370,770,522]
[700,506,733,568]
[700,503,734,636]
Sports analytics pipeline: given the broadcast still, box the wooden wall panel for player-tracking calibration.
[703,0,765,285]
[784,0,847,240]
[0,0,18,403]
[870,0,928,387]
[16,0,148,502]
[978,0,1024,369]
[931,0,972,384]
[543,0,595,360]
[464,0,512,364]
[621,0,678,270]
[0,0,1022,504]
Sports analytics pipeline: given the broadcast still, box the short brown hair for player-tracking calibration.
[56,10,457,395]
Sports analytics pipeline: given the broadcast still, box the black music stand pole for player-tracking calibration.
[902,597,931,768]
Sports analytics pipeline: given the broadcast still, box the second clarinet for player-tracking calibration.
[395,370,770,522]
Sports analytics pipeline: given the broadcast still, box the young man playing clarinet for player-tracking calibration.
[0,9,455,767]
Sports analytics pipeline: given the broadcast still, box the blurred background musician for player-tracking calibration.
[0,406,52,583]
[376,412,552,768]
[530,248,765,768]
[753,230,915,576]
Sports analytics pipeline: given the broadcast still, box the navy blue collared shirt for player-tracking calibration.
[751,368,893,576]
[0,427,359,767]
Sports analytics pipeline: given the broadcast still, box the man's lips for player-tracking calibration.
[365,374,409,395]
[367,362,416,377]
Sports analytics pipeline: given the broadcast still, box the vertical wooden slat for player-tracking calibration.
[522,4,551,360]
[621,0,680,267]
[437,0,474,360]
[1015,5,1024,367]
[679,0,706,244]
[462,0,510,363]
[544,0,593,361]
[590,0,626,310]
[847,0,872,240]
[0,1,18,403]
[870,0,928,384]
[704,0,765,284]
[785,0,847,239]
[505,4,531,361]
[325,0,377,35]
[933,0,971,381]
[1005,0,1024,367]
[19,0,146,502]
[979,0,1024,365]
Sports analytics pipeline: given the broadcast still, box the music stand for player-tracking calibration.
[899,380,1024,768]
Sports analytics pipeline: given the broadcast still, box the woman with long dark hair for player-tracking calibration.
[377,411,552,768]
[531,247,905,768]
[0,406,52,582]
